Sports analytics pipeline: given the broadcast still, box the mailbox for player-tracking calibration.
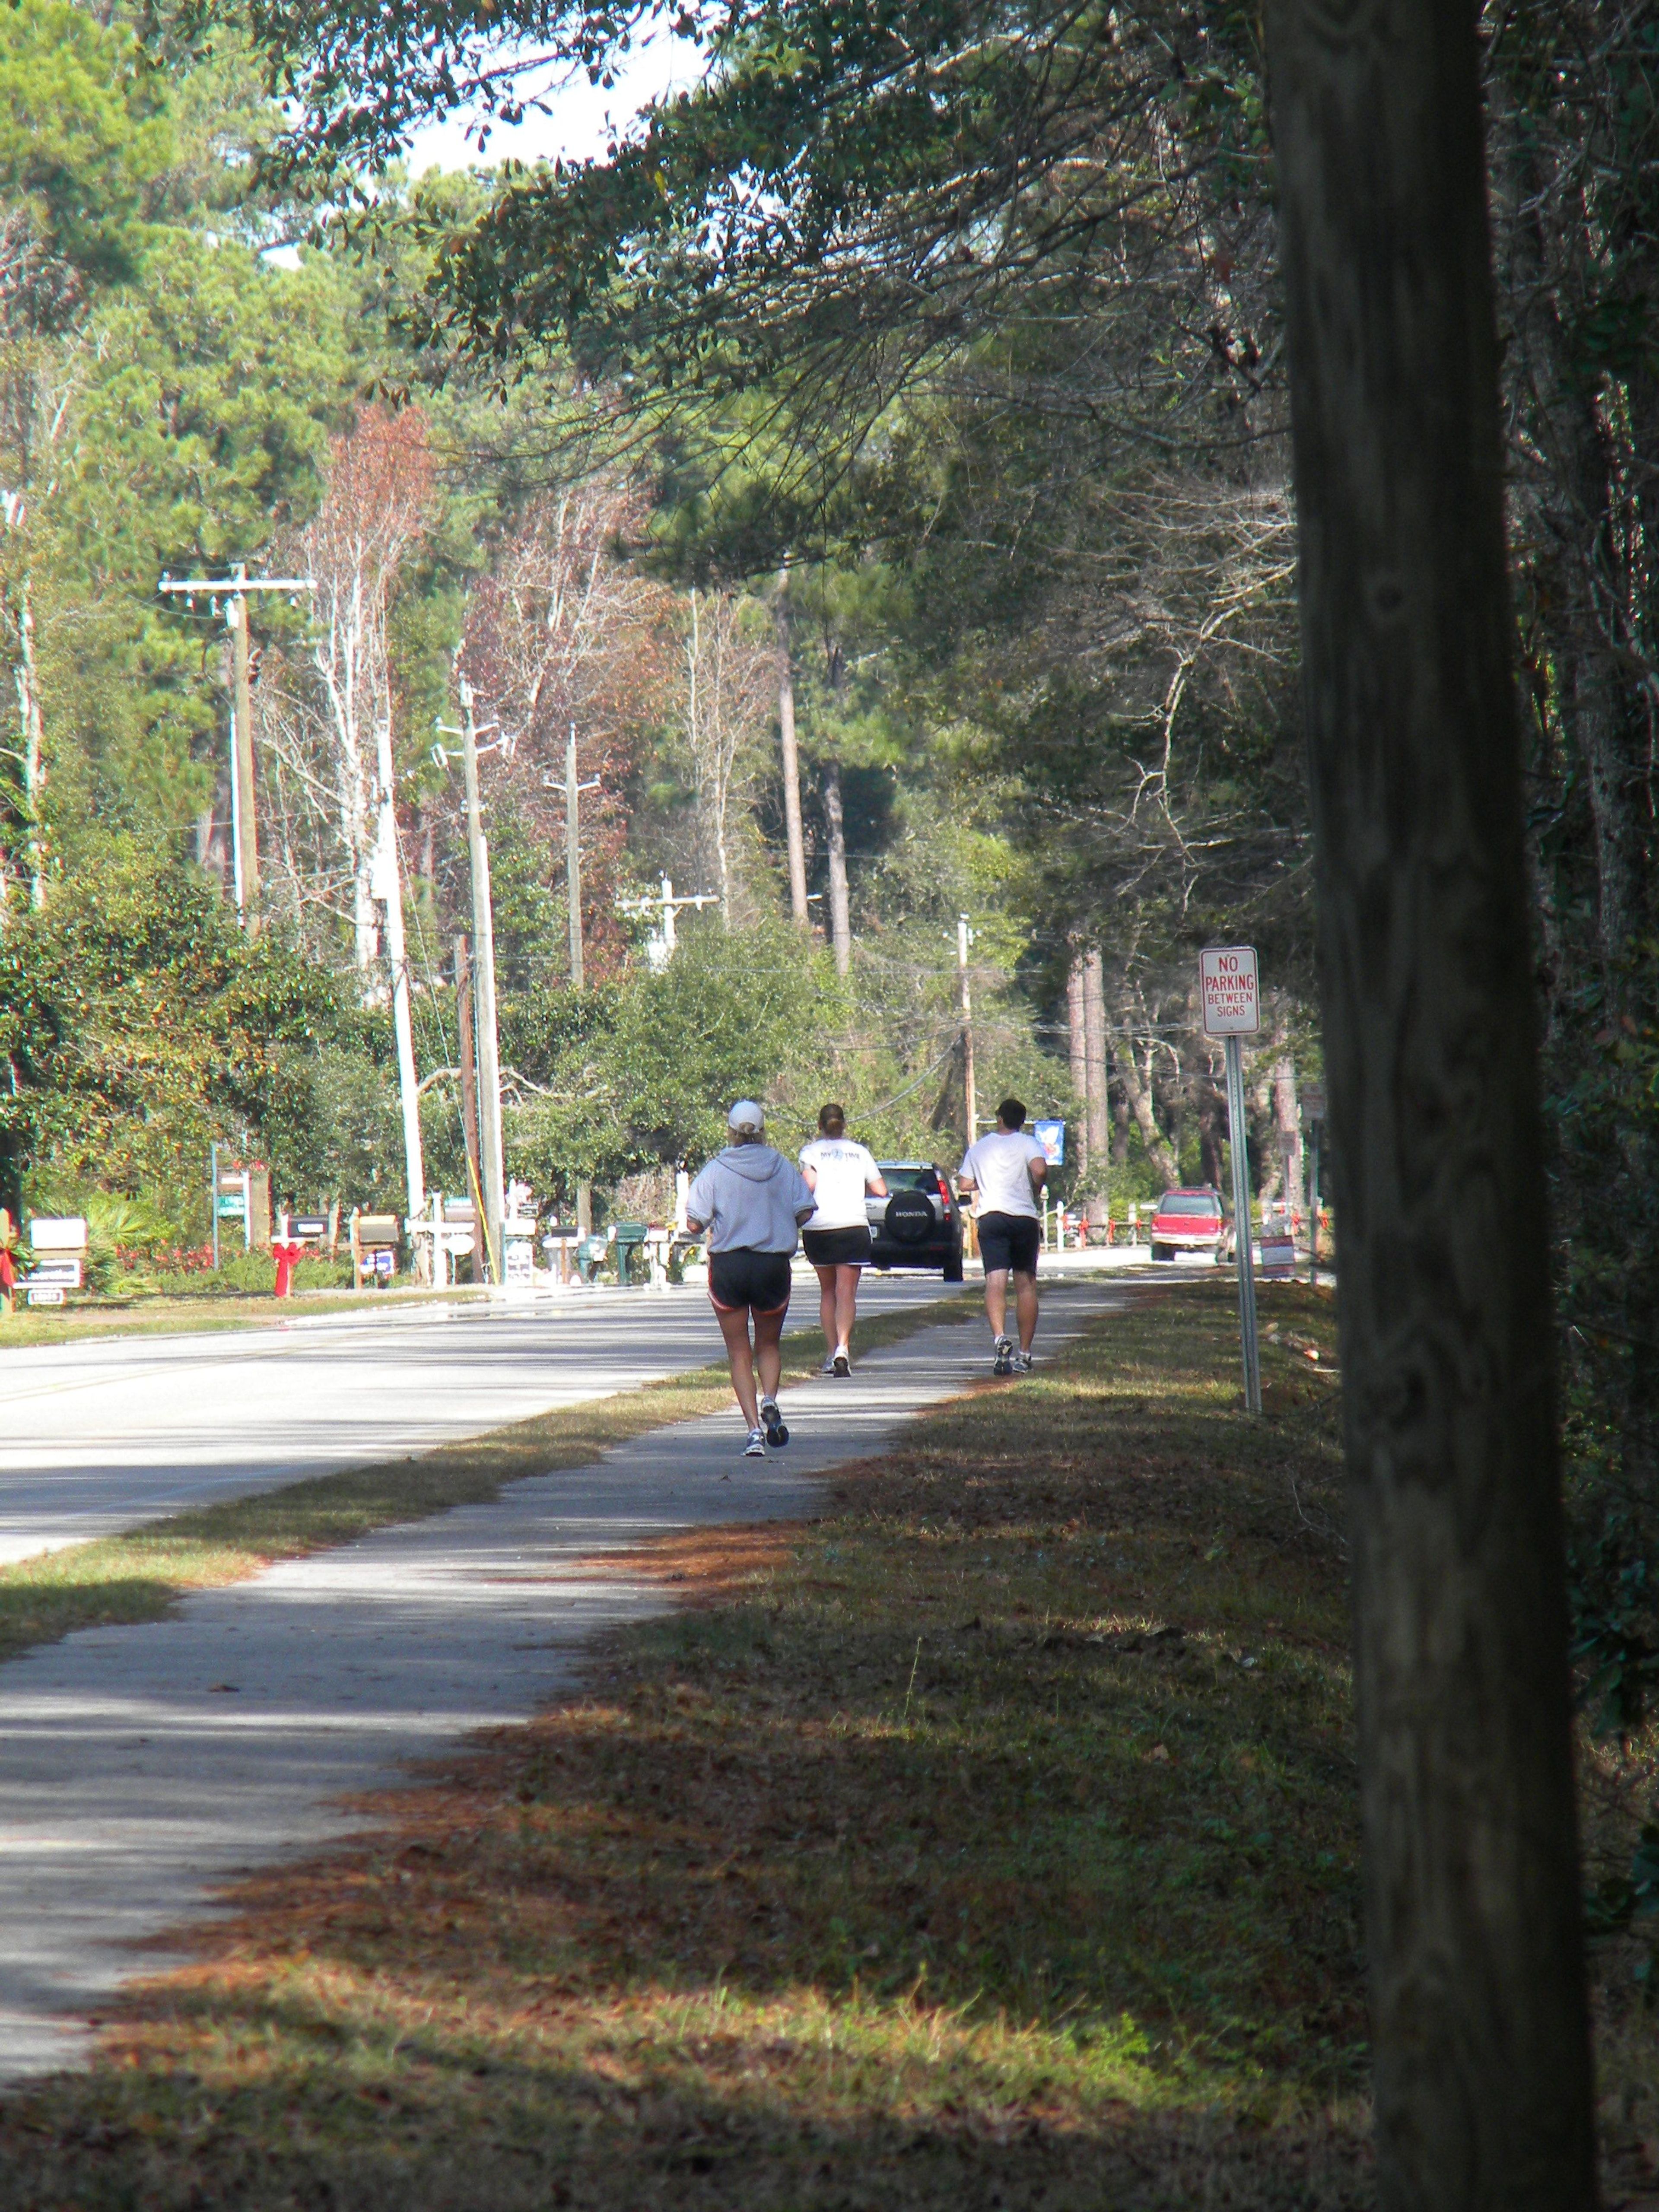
[25,1218,86,1296]
[350,1210,401,1289]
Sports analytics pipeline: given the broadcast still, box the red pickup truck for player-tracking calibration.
[1149,1187,1226,1261]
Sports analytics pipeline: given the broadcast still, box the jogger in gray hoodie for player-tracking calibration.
[685,1100,816,1456]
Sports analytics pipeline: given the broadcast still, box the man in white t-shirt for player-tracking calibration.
[958,1095,1048,1376]
[798,1103,887,1376]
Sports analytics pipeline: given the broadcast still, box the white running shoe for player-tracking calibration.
[1011,1348,1034,1374]
[744,1427,767,1457]
[833,1351,851,1378]
[992,1335,1014,1376]
[820,1355,838,1376]
[761,1399,789,1447]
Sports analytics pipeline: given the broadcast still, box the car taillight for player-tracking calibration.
[936,1174,952,1205]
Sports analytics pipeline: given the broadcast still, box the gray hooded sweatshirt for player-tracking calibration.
[686,1144,815,1253]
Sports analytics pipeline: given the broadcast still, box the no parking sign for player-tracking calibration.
[1200,946,1260,1036]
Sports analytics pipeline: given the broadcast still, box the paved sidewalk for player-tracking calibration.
[0,1275,963,1566]
[0,1287,1122,2082]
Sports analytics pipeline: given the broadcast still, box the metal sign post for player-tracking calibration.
[1201,946,1262,1414]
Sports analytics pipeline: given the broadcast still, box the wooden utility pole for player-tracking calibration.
[454,932,481,1206]
[158,567,313,932]
[561,720,600,1239]
[1264,0,1595,2201]
[957,915,977,1147]
[459,680,505,1282]
[228,589,258,931]
[776,571,810,928]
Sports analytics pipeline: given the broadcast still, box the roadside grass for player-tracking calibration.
[0,1279,1379,2210]
[0,1284,489,1350]
[0,1292,975,1668]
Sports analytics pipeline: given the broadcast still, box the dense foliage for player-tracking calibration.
[0,845,349,1224]
[139,0,1657,1711]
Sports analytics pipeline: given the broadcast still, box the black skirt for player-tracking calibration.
[802,1225,873,1268]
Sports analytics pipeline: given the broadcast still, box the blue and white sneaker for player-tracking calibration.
[743,1427,767,1458]
[762,1399,789,1448]
[992,1335,1014,1376]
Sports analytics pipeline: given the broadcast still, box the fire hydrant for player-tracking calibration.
[272,1239,305,1299]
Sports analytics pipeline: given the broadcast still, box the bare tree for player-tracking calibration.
[461,478,669,977]
[775,567,810,928]
[678,587,775,925]
[295,406,433,979]
[0,208,85,919]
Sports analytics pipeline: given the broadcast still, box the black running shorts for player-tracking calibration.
[801,1224,872,1268]
[977,1211,1041,1275]
[708,1247,794,1313]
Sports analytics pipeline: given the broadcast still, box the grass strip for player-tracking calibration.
[0,1278,1383,2211]
[0,1285,490,1350]
[0,1292,976,1668]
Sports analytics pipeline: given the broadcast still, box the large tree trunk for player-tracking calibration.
[1264,0,1595,2203]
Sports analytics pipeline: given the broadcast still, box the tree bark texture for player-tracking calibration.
[1066,953,1090,1177]
[823,759,852,976]
[1273,1056,1302,1216]
[775,572,810,929]
[1082,949,1110,1222]
[1196,1079,1226,1190]
[1264,2,1595,2205]
[1113,1033,1178,1189]
[1112,1088,1131,1166]
[1506,150,1647,987]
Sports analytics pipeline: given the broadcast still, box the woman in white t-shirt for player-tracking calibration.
[798,1103,887,1376]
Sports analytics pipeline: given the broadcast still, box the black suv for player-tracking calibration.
[865,1162,966,1280]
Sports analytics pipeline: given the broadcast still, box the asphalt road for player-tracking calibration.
[0,1275,976,1566]
[0,1287,1127,2079]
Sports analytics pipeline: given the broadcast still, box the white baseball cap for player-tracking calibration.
[728,1099,765,1133]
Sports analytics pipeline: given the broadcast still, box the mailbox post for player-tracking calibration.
[209,1153,270,1261]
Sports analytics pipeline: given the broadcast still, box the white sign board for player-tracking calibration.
[1200,946,1260,1036]
[502,1230,536,1302]
[26,1259,83,1289]
[29,1216,87,1253]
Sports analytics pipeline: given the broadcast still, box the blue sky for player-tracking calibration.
[404,29,699,173]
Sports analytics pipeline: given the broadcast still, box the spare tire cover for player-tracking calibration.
[884,1189,935,1246]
